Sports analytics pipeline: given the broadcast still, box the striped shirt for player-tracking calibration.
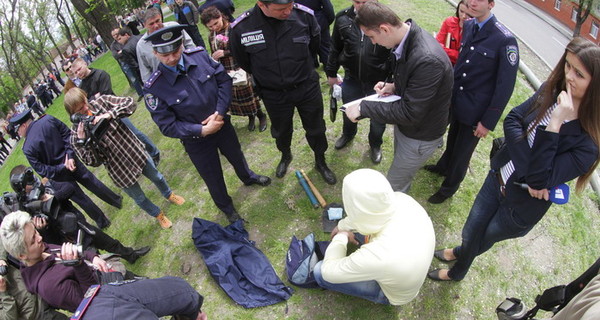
[500,103,558,184]
[71,95,147,188]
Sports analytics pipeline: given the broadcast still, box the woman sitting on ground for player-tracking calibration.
[428,37,600,281]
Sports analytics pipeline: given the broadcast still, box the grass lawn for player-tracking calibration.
[1,0,599,319]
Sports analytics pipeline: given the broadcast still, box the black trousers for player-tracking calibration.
[260,73,328,157]
[435,119,481,197]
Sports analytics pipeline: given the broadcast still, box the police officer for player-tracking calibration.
[10,109,122,229]
[143,25,271,223]
[425,0,519,204]
[229,0,337,185]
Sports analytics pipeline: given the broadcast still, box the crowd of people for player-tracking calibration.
[1,0,599,319]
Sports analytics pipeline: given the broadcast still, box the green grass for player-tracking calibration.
[1,0,599,319]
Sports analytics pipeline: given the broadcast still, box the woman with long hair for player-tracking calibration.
[200,6,268,132]
[435,0,471,65]
[428,37,600,281]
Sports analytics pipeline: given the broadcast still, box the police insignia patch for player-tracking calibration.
[506,45,518,66]
[145,94,158,110]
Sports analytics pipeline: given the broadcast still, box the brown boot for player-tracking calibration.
[156,212,172,229]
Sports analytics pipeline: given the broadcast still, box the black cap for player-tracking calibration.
[146,25,187,54]
[260,0,293,3]
[10,109,33,126]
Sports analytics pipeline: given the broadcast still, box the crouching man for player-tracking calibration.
[314,169,435,305]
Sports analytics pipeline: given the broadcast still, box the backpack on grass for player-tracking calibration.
[285,233,329,288]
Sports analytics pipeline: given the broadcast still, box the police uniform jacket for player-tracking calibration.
[144,48,232,140]
[361,21,453,142]
[491,88,598,226]
[325,6,391,83]
[229,4,321,90]
[23,115,77,180]
[452,15,519,131]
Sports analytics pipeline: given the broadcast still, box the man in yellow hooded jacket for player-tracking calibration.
[314,168,435,305]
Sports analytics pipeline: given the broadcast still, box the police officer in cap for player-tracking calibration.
[229,0,337,185]
[144,25,271,223]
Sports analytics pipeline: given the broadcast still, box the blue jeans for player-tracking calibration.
[121,63,144,97]
[448,171,534,280]
[122,158,172,217]
[120,118,160,158]
[313,261,390,304]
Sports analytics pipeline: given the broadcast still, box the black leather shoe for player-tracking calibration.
[124,246,151,264]
[334,135,354,150]
[247,115,256,131]
[370,147,382,164]
[315,161,337,185]
[276,154,292,178]
[423,164,445,176]
[244,175,271,186]
[225,210,243,223]
[96,217,111,230]
[114,194,123,209]
[258,113,268,132]
[434,249,456,262]
[427,269,453,281]
[428,191,450,204]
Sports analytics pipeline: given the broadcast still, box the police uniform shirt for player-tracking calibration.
[229,3,321,90]
[144,48,232,139]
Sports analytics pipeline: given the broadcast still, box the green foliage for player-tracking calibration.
[1,1,599,319]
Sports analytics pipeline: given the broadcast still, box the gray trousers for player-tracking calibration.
[387,126,442,193]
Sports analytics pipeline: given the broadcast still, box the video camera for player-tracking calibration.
[70,113,110,147]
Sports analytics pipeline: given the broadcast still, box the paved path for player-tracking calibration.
[493,0,571,69]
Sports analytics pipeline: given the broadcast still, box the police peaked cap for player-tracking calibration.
[10,109,33,125]
[259,0,293,4]
[146,25,187,54]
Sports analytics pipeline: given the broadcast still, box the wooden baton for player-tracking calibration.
[300,169,327,208]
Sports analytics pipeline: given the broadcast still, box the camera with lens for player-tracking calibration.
[70,113,110,147]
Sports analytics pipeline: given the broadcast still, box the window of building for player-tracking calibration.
[591,21,599,39]
[571,7,579,22]
[554,0,561,10]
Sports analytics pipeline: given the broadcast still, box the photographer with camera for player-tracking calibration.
[10,109,121,229]
[0,211,116,312]
[0,237,69,320]
[3,165,150,265]
[64,88,184,229]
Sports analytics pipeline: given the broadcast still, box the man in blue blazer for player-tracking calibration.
[426,0,519,204]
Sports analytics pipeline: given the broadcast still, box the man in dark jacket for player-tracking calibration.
[295,0,335,66]
[343,2,453,193]
[325,0,391,164]
[117,27,145,98]
[173,0,206,47]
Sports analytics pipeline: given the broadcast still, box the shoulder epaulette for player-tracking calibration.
[144,70,162,89]
[495,21,513,38]
[294,3,314,15]
[231,11,251,29]
[184,46,205,54]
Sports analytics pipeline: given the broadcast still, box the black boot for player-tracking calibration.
[121,246,151,264]
[225,209,243,223]
[247,115,256,131]
[315,155,337,185]
[257,109,268,132]
[276,153,293,178]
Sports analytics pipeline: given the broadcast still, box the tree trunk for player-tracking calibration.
[54,0,77,51]
[65,0,87,46]
[69,0,118,47]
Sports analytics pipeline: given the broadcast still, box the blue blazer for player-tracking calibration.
[491,88,598,226]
